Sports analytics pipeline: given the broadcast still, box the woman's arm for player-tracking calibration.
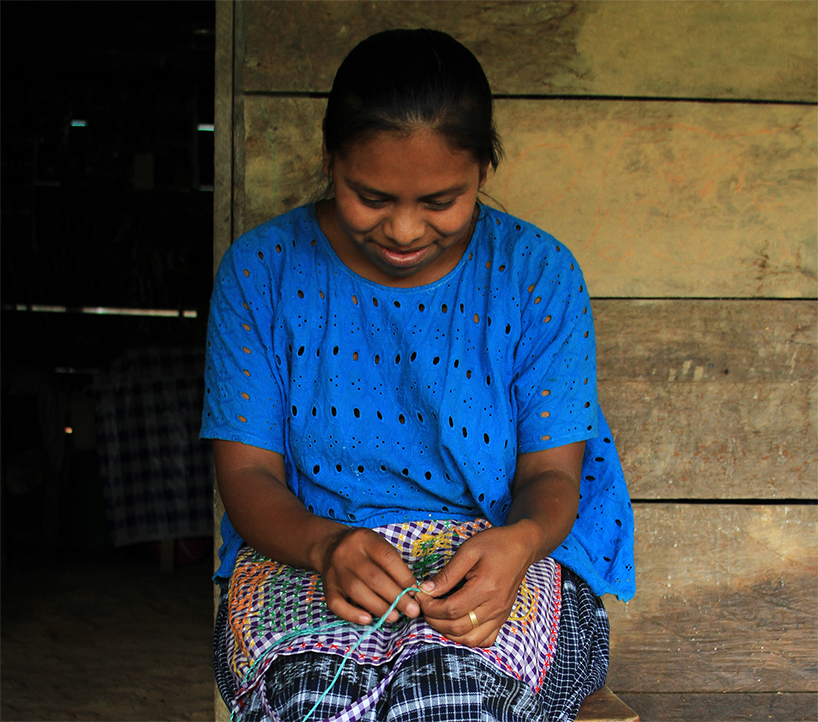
[417,441,584,647]
[504,441,584,565]
[214,439,420,625]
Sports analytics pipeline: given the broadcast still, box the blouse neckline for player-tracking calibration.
[307,202,487,294]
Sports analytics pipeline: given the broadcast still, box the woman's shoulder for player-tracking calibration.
[229,204,317,256]
[476,205,584,285]
[215,204,321,285]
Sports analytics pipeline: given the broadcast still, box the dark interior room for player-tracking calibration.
[2,2,217,718]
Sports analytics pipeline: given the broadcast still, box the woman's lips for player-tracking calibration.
[375,243,429,267]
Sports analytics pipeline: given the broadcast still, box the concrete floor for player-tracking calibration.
[1,544,214,721]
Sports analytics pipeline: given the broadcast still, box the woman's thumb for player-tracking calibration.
[419,548,472,597]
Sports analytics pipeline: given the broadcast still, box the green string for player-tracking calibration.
[300,586,422,722]
[230,619,350,722]
[230,523,459,720]
[229,586,423,722]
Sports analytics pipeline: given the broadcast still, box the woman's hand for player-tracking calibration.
[417,442,585,648]
[320,526,421,626]
[214,440,420,627]
[415,523,535,647]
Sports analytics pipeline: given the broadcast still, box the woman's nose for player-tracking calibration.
[383,207,424,246]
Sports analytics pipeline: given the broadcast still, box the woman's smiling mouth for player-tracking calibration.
[372,243,430,268]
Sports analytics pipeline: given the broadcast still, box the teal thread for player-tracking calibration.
[233,526,465,720]
[300,586,422,722]
[229,586,423,722]
[231,619,349,722]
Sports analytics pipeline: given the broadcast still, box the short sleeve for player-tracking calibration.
[513,236,598,452]
[200,236,287,454]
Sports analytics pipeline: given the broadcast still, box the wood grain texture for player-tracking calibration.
[489,100,817,298]
[215,685,230,722]
[232,93,247,242]
[238,96,817,298]
[594,299,817,500]
[240,97,323,237]
[605,504,818,694]
[240,1,817,102]
[214,0,233,270]
[600,379,816,500]
[576,686,640,722]
[594,300,816,385]
[616,692,817,722]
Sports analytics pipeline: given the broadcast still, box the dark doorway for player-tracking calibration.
[1,3,216,718]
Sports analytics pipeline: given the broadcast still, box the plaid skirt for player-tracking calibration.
[214,524,609,722]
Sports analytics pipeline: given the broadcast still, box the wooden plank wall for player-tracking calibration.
[215,3,818,720]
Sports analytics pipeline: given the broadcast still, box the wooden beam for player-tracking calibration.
[230,0,249,242]
[594,300,816,385]
[241,1,817,102]
[214,0,234,270]
[594,299,817,500]
[490,100,817,299]
[215,6,236,721]
[238,97,817,298]
[605,504,817,694]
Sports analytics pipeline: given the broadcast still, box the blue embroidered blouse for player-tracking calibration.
[201,204,635,601]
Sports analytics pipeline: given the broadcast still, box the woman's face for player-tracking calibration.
[323,129,488,286]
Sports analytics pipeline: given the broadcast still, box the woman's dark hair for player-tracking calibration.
[323,28,502,170]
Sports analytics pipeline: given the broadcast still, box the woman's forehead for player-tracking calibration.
[334,129,484,188]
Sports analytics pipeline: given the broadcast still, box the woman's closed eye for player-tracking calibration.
[358,194,388,209]
[357,194,455,211]
[425,199,456,211]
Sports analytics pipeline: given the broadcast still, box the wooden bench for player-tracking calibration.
[577,687,638,722]
[214,2,817,720]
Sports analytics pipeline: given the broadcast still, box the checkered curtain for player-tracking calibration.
[93,346,213,546]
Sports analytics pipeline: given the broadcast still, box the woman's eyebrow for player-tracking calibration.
[419,184,470,199]
[348,181,392,197]
[348,179,470,198]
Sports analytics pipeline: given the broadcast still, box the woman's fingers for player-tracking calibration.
[422,605,502,648]
[324,585,376,626]
[418,542,478,599]
[418,572,513,648]
[418,541,505,621]
[323,527,420,623]
[366,533,421,595]
[416,527,534,646]
[354,533,421,619]
[328,568,411,623]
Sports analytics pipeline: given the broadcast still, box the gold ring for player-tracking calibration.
[468,610,479,629]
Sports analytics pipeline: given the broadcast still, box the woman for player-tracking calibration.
[203,28,634,722]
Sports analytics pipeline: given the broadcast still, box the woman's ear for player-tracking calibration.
[478,160,490,189]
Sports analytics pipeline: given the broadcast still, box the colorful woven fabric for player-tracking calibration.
[224,519,561,717]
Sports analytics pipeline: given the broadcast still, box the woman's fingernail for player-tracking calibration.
[421,581,435,593]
